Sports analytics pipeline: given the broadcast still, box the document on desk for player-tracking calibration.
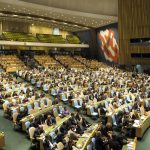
[133,120,140,127]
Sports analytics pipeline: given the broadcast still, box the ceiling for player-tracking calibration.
[0,0,118,32]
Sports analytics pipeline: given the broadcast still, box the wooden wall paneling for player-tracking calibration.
[118,0,150,65]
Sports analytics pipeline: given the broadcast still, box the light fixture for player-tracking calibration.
[13,14,18,17]
[51,20,56,23]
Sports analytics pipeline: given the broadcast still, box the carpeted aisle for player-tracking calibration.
[137,128,150,150]
[0,109,30,150]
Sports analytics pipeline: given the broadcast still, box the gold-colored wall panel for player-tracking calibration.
[29,25,70,38]
[118,0,150,65]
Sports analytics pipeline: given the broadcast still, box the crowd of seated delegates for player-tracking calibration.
[20,63,150,98]
[26,108,88,150]
[17,63,150,114]
[17,61,150,110]
[41,112,90,150]
[92,122,128,150]
[0,71,48,121]
[97,97,150,139]
[4,88,46,120]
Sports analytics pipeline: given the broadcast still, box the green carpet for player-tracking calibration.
[137,128,150,150]
[0,109,30,150]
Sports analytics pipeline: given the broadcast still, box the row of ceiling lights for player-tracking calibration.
[0,12,89,30]
[0,5,115,27]
[0,16,85,32]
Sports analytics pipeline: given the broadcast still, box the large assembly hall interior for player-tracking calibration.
[0,0,150,150]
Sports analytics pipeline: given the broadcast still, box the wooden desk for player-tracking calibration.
[134,113,150,138]
[73,124,98,150]
[38,115,71,150]
[107,103,133,125]
[0,132,5,149]
[122,137,137,150]
[20,105,56,131]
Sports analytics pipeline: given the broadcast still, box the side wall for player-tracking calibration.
[118,0,150,65]
[75,29,99,59]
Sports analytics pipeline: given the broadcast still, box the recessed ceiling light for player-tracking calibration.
[51,20,56,23]
[32,23,34,26]
[13,14,18,17]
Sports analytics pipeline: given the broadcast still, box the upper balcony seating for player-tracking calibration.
[2,32,37,42]
[36,34,66,43]
[1,32,81,44]
[66,35,80,44]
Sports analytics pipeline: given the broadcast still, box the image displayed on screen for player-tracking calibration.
[98,29,119,63]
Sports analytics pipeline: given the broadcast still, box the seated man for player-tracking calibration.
[95,131,109,150]
[34,125,44,141]
[43,135,54,150]
[67,126,79,141]
[55,129,64,143]
[45,115,56,126]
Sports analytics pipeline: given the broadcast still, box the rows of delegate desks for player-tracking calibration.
[20,104,58,131]
[134,111,150,138]
[2,68,150,150]
[21,69,150,137]
[73,124,98,150]
[38,115,71,150]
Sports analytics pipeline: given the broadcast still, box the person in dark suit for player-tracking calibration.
[34,125,44,140]
[31,117,39,128]
[55,129,64,143]
[43,135,54,150]
[39,114,45,125]
[109,133,122,150]
[74,112,81,122]
[69,113,77,125]
[59,122,68,135]
[45,115,53,126]
[101,123,112,137]
[76,122,84,134]
[95,131,108,150]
